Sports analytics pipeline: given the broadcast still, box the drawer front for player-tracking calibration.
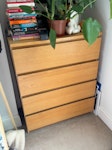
[26,97,95,132]
[12,38,101,75]
[23,80,96,115]
[18,61,98,97]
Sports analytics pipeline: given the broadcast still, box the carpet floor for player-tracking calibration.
[25,113,112,150]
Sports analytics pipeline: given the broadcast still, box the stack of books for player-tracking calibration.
[6,0,40,40]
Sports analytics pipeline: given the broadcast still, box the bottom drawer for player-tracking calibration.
[26,97,95,132]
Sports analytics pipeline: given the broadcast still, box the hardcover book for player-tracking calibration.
[11,23,37,28]
[7,2,35,7]
[7,0,34,1]
[6,7,34,13]
[7,0,34,3]
[9,19,37,25]
[11,26,38,32]
[11,33,40,40]
[7,12,37,18]
[8,16,36,21]
[10,30,38,36]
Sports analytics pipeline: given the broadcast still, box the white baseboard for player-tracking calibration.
[2,115,22,131]
[97,107,112,131]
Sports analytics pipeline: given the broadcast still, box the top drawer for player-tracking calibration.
[11,37,101,75]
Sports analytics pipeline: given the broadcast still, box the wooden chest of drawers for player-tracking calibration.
[9,34,101,132]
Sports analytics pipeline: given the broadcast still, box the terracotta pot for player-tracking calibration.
[49,20,67,36]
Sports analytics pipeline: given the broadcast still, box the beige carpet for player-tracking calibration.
[25,113,112,150]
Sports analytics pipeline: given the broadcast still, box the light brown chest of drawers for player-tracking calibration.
[9,34,101,132]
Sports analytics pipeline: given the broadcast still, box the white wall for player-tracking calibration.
[0,25,22,131]
[85,0,112,130]
[0,0,21,130]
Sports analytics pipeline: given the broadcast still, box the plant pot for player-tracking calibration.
[49,20,67,37]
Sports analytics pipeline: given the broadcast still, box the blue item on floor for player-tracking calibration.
[0,133,4,150]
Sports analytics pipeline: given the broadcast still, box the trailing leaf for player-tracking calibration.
[19,5,34,14]
[49,28,56,49]
[82,18,102,45]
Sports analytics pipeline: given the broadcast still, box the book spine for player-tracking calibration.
[11,23,37,28]
[8,16,36,20]
[10,30,39,36]
[6,8,23,13]
[11,26,38,32]
[7,0,34,3]
[7,12,37,18]
[9,19,37,25]
[16,0,34,3]
[6,7,34,13]
[17,0,34,2]
[7,0,16,2]
[7,2,35,7]
[11,33,40,40]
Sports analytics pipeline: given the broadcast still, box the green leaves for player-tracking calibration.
[76,0,96,8]
[19,0,102,48]
[51,0,56,20]
[72,5,84,14]
[110,0,112,18]
[49,28,56,49]
[74,0,96,13]
[19,5,34,14]
[82,18,102,45]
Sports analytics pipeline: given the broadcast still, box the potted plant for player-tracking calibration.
[20,0,102,48]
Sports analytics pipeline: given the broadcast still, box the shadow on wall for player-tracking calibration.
[0,0,8,32]
[83,0,110,27]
